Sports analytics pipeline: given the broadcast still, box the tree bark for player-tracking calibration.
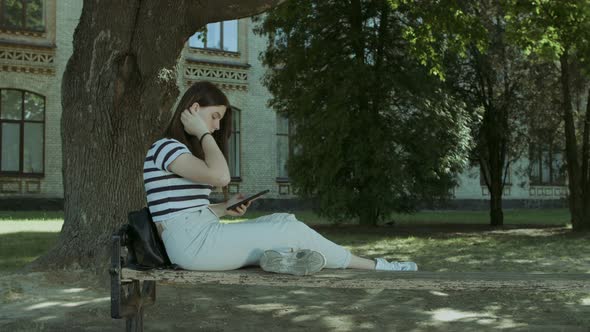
[29,0,285,272]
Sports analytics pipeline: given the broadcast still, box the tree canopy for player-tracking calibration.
[256,0,476,225]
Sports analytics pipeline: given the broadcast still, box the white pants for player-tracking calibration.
[159,207,352,271]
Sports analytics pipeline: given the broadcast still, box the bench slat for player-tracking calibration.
[121,268,590,291]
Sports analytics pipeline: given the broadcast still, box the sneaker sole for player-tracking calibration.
[260,249,326,276]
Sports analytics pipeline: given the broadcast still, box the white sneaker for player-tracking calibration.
[260,249,327,276]
[375,258,418,271]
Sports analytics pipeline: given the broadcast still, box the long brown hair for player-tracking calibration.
[163,81,233,161]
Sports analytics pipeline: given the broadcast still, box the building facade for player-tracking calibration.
[0,1,567,209]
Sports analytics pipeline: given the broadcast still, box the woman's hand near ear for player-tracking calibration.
[171,102,231,186]
[180,105,209,137]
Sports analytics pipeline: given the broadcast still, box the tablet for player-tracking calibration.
[226,190,270,211]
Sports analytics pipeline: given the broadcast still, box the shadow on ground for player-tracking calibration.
[314,225,590,274]
[1,225,589,331]
[0,270,589,331]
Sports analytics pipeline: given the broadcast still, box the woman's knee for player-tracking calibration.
[283,216,312,232]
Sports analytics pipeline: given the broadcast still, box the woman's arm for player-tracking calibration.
[209,195,251,218]
[169,135,231,187]
[208,203,228,218]
[201,134,231,182]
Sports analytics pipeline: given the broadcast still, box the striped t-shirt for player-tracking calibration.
[143,138,214,222]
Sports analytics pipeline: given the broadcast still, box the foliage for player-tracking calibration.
[255,0,475,225]
[505,0,590,231]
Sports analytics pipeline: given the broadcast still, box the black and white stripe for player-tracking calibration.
[144,138,213,222]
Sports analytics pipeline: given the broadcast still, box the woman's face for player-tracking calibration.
[192,103,226,133]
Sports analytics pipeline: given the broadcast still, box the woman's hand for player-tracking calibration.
[225,194,253,217]
[180,104,209,137]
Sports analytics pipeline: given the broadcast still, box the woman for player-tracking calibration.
[143,81,418,275]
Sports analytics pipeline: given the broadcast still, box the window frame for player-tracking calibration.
[188,20,239,53]
[0,88,45,177]
[529,144,566,186]
[0,0,46,32]
[276,113,291,182]
[228,107,241,181]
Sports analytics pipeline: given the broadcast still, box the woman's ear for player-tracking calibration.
[190,102,200,112]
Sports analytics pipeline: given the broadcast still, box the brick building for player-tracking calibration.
[0,1,567,209]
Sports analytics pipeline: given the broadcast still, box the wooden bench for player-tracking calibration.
[109,231,590,332]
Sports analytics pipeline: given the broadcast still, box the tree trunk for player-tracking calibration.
[487,117,506,227]
[473,39,509,227]
[489,185,504,227]
[559,51,588,232]
[29,0,285,272]
[358,207,379,227]
[579,87,590,231]
[349,0,378,227]
[481,102,507,227]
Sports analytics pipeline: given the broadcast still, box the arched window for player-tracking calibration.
[228,107,241,180]
[0,0,45,32]
[0,89,45,175]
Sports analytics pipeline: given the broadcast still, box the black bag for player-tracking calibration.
[124,207,177,270]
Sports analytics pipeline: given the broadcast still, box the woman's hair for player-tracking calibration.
[163,81,233,161]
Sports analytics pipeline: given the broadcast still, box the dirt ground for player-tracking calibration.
[1,268,589,332]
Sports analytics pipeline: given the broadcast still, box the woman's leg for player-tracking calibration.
[188,212,353,270]
[347,254,377,270]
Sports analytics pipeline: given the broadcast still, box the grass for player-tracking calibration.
[0,208,570,225]
[0,210,64,222]
[1,208,587,274]
[386,209,571,225]
[0,232,59,271]
[316,226,590,273]
[227,208,572,226]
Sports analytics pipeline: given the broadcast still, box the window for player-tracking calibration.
[0,0,45,32]
[228,107,240,179]
[276,113,290,179]
[188,20,238,52]
[529,144,565,186]
[0,89,45,175]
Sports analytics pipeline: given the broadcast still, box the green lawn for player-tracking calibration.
[0,210,64,222]
[1,208,586,274]
[316,226,590,273]
[229,208,571,226]
[386,209,571,225]
[0,208,571,225]
[0,232,58,271]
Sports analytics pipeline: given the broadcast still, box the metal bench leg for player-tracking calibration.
[111,233,156,332]
[125,280,157,331]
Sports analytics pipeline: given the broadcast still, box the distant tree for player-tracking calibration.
[443,0,531,226]
[521,60,566,189]
[255,0,474,226]
[507,0,590,231]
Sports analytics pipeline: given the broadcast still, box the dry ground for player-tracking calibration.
[1,224,589,331]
